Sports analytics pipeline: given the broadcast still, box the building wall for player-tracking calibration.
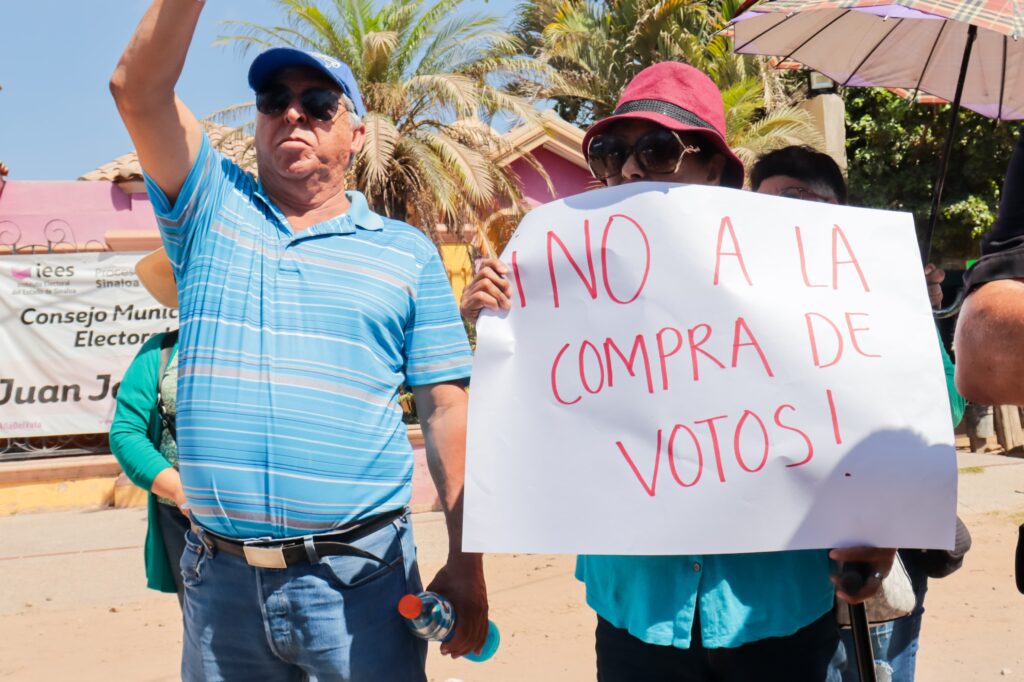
[510,148,593,208]
[0,147,593,297]
[796,94,848,172]
[442,243,474,303]
[0,181,156,250]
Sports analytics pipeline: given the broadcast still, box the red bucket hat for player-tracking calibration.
[582,62,745,189]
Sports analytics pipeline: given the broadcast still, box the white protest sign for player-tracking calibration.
[465,183,957,555]
[0,252,177,437]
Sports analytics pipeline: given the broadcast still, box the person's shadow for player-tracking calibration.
[784,428,957,552]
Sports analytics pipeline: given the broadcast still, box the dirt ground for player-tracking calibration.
[3,452,1024,681]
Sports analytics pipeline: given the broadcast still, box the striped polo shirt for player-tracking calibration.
[144,134,472,539]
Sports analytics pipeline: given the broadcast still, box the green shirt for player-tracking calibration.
[109,333,179,594]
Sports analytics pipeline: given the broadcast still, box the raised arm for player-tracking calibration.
[109,0,205,204]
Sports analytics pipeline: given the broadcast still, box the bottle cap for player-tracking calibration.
[398,594,424,619]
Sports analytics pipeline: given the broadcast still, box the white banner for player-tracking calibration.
[465,183,957,555]
[0,252,177,437]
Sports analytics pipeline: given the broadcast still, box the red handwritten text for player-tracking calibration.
[614,391,839,496]
[550,318,774,405]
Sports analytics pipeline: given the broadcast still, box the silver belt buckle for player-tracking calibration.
[242,543,288,569]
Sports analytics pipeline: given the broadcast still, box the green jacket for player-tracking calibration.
[938,329,966,427]
[109,332,179,593]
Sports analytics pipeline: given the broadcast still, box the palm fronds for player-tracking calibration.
[217,0,557,234]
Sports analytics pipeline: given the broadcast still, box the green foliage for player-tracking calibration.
[844,88,1022,260]
[216,0,560,235]
[721,77,822,169]
[512,0,821,172]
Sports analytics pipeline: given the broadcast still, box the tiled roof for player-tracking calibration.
[497,110,587,169]
[79,123,256,182]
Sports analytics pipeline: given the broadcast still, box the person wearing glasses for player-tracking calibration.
[752,144,950,310]
[109,2,486,679]
[461,63,894,681]
[750,145,847,205]
[751,145,967,682]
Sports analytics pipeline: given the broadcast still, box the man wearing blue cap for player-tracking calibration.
[110,1,487,679]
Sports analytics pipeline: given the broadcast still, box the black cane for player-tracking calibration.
[840,562,877,682]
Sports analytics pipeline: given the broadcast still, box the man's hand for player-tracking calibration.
[925,263,946,309]
[426,554,488,658]
[411,382,489,657]
[460,258,511,322]
[829,546,897,604]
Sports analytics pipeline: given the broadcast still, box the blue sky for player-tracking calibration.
[0,0,516,180]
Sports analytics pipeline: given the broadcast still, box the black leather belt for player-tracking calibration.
[193,508,405,569]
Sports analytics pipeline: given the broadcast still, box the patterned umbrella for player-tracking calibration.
[741,0,1023,38]
[730,0,1024,262]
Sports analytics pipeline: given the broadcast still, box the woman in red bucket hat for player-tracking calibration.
[580,61,745,191]
[462,62,746,320]
[461,63,893,680]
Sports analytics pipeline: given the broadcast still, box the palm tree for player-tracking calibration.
[215,0,558,236]
[721,78,824,169]
[512,0,822,171]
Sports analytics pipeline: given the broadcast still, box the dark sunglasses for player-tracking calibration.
[587,128,701,181]
[255,84,342,122]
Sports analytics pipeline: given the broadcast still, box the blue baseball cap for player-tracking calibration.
[247,48,366,119]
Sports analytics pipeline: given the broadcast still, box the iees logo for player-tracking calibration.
[9,263,75,282]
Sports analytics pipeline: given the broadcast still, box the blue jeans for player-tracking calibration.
[180,511,428,682]
[828,551,929,682]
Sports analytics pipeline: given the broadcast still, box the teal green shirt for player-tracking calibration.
[576,328,965,649]
[109,333,180,594]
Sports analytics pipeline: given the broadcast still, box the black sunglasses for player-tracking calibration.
[255,84,342,122]
[587,128,700,181]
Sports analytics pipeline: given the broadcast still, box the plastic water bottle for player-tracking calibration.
[397,591,500,662]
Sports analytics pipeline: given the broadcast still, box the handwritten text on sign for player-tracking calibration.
[464,183,956,555]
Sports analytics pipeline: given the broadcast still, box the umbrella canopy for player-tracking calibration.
[732,0,1024,120]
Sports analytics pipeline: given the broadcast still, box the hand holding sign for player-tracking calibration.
[461,258,512,321]
[464,182,956,556]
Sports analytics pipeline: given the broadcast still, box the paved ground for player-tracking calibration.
[2,450,1024,681]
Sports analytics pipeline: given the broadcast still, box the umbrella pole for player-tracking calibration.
[921,25,978,263]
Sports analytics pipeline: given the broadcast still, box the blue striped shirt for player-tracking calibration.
[144,134,472,539]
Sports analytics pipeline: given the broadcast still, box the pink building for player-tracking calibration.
[0,180,157,254]
[500,110,593,208]
[0,114,591,260]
